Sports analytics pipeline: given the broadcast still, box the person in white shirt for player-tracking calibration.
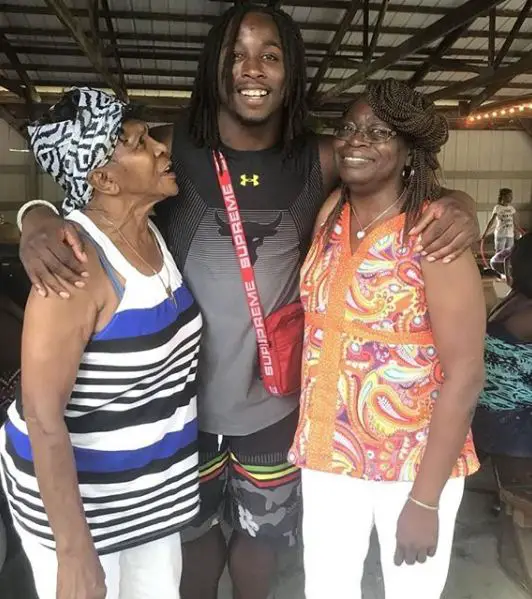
[482,188,517,269]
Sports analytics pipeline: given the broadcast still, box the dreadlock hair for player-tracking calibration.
[322,78,449,244]
[188,3,308,155]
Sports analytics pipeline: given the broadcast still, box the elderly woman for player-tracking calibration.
[289,79,486,599]
[0,88,202,599]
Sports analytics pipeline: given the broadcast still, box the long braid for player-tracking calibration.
[366,78,449,232]
[188,3,308,156]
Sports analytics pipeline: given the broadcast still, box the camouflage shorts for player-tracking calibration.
[181,410,302,548]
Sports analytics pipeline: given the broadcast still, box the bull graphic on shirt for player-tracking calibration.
[215,211,282,265]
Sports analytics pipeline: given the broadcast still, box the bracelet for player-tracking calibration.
[408,494,439,512]
[17,199,59,232]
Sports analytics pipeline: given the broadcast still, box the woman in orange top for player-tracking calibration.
[289,79,485,599]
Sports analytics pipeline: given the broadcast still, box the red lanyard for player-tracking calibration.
[212,151,277,393]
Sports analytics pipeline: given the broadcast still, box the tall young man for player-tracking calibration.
[17,5,478,599]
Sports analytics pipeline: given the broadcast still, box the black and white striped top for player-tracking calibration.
[0,210,202,555]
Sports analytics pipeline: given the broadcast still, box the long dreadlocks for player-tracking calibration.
[324,78,449,241]
[188,3,308,155]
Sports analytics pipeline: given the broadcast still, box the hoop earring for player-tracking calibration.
[402,165,414,181]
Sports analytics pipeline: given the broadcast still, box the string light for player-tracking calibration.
[467,99,532,124]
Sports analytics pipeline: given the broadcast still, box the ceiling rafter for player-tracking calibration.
[43,0,127,102]
[1,2,526,20]
[366,0,389,64]
[468,0,532,112]
[409,23,470,87]
[2,18,531,41]
[101,0,127,101]
[0,32,40,105]
[430,49,532,102]
[307,0,363,101]
[7,71,532,94]
[318,0,505,103]
[8,39,530,63]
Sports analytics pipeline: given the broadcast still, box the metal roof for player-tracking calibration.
[0,0,531,129]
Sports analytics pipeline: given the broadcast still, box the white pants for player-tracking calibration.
[20,531,182,599]
[302,470,464,599]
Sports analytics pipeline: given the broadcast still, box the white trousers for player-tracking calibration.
[20,531,182,599]
[302,470,465,599]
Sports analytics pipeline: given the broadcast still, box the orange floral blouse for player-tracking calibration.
[289,204,479,481]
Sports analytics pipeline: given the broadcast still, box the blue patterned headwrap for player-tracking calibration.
[27,87,126,214]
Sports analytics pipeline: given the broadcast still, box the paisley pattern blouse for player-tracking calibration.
[289,204,479,481]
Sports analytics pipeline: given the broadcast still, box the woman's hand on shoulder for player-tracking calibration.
[409,188,480,263]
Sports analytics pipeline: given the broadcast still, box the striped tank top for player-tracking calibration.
[0,210,203,554]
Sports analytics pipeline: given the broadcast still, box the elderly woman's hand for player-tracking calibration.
[410,190,480,263]
[57,548,107,599]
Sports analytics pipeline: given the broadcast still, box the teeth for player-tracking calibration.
[344,157,371,163]
[240,89,268,97]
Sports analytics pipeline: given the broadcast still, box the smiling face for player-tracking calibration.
[90,119,178,203]
[218,11,286,126]
[333,99,409,191]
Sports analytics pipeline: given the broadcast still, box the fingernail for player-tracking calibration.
[36,287,45,297]
[443,257,452,263]
[74,281,85,288]
[427,256,436,262]
[59,291,70,299]
[414,245,423,252]
[421,251,427,256]
[81,271,90,278]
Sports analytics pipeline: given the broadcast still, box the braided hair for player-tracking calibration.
[188,3,308,155]
[323,78,449,241]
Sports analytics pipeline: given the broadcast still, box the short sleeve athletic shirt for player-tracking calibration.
[155,120,324,435]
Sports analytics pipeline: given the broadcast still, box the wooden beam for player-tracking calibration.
[430,50,532,101]
[43,0,127,101]
[409,22,470,86]
[0,32,40,104]
[1,2,526,20]
[429,57,485,74]
[494,0,532,68]
[468,0,532,111]
[87,0,100,47]
[366,0,389,64]
[488,8,496,67]
[10,39,531,63]
[307,0,362,100]
[363,0,369,62]
[101,0,127,101]
[4,16,532,41]
[8,62,532,90]
[319,0,505,102]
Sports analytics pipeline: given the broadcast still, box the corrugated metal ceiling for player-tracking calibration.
[0,0,531,115]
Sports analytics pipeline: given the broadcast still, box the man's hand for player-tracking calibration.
[394,500,439,566]
[410,191,479,263]
[19,207,88,298]
[57,550,106,599]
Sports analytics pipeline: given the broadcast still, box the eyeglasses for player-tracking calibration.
[334,121,397,144]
